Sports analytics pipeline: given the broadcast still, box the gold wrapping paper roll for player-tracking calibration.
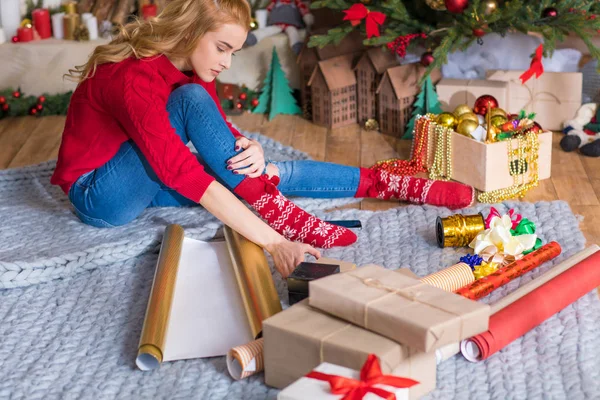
[63,13,80,40]
[437,213,485,248]
[421,262,475,292]
[224,226,282,339]
[136,224,184,370]
[226,338,265,380]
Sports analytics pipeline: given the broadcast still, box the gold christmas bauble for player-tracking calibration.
[249,17,258,30]
[483,0,498,15]
[364,118,379,131]
[458,112,479,124]
[453,104,472,117]
[456,120,479,137]
[436,112,457,128]
[425,0,446,10]
[490,115,508,128]
[489,107,507,118]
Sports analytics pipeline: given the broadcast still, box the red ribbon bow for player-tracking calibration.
[343,4,386,38]
[306,354,419,400]
[519,44,544,84]
[485,207,522,230]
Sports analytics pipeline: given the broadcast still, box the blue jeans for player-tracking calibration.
[68,84,361,228]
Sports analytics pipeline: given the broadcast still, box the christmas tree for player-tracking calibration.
[404,75,443,138]
[253,47,302,120]
[309,1,600,82]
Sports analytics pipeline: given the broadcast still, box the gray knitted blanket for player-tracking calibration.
[1,133,599,399]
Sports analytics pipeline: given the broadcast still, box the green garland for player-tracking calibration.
[0,89,72,119]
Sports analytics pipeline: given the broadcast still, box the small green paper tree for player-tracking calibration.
[403,76,443,139]
[253,47,302,120]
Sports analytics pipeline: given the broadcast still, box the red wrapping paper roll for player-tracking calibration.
[462,249,600,362]
[455,242,561,300]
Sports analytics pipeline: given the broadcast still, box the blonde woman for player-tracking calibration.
[51,0,473,277]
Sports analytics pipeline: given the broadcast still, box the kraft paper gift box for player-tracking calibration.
[424,123,553,192]
[278,361,411,400]
[263,300,436,400]
[309,265,490,353]
[435,79,509,112]
[485,70,582,131]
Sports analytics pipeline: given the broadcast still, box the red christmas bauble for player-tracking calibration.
[1,104,9,112]
[445,0,469,13]
[12,90,21,98]
[529,122,543,133]
[29,107,38,115]
[473,95,499,115]
[473,28,485,37]
[12,36,19,43]
[421,51,434,66]
[542,7,558,18]
[239,92,248,100]
[36,104,44,111]
[251,98,259,107]
[38,95,46,103]
[0,96,5,104]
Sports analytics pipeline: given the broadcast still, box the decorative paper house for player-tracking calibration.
[297,30,365,118]
[307,54,357,129]
[376,64,441,137]
[354,48,399,125]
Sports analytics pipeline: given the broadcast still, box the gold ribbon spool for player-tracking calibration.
[64,1,77,14]
[436,213,485,248]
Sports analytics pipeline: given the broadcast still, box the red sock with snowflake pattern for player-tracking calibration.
[355,168,474,210]
[233,175,357,248]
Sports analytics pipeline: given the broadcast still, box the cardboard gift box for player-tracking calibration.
[435,79,509,112]
[425,122,553,192]
[485,70,582,131]
[278,361,411,400]
[263,300,436,400]
[309,265,490,352]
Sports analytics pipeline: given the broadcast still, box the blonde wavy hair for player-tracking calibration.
[66,0,251,82]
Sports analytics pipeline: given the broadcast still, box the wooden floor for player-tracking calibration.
[1,112,600,246]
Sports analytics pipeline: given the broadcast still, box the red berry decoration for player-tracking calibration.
[542,7,558,18]
[421,51,434,66]
[2,104,9,112]
[38,95,46,103]
[29,107,38,115]
[0,96,5,104]
[36,104,44,111]
[473,28,485,37]
[239,92,247,100]
[12,36,19,43]
[12,90,21,98]
[251,98,259,107]
[473,94,499,116]
[445,0,469,14]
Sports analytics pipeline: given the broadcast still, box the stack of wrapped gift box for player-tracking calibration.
[263,264,491,399]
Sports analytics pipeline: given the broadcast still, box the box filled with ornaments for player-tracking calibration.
[417,94,552,199]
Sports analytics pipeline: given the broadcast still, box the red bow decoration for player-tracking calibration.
[519,44,544,84]
[485,207,522,230]
[306,354,419,400]
[343,4,386,38]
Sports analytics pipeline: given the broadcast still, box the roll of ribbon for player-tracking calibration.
[455,242,561,300]
[461,248,600,362]
[64,1,77,14]
[437,213,485,248]
[32,8,51,39]
[226,338,264,380]
[63,13,80,40]
[421,262,475,292]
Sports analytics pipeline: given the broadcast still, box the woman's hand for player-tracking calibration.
[228,137,266,178]
[265,238,321,278]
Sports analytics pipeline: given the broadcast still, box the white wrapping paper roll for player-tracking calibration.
[85,15,98,40]
[51,12,64,39]
[0,0,22,38]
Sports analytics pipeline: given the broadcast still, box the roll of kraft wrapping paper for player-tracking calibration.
[461,248,600,362]
[227,338,264,380]
[421,262,475,292]
[455,242,561,300]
